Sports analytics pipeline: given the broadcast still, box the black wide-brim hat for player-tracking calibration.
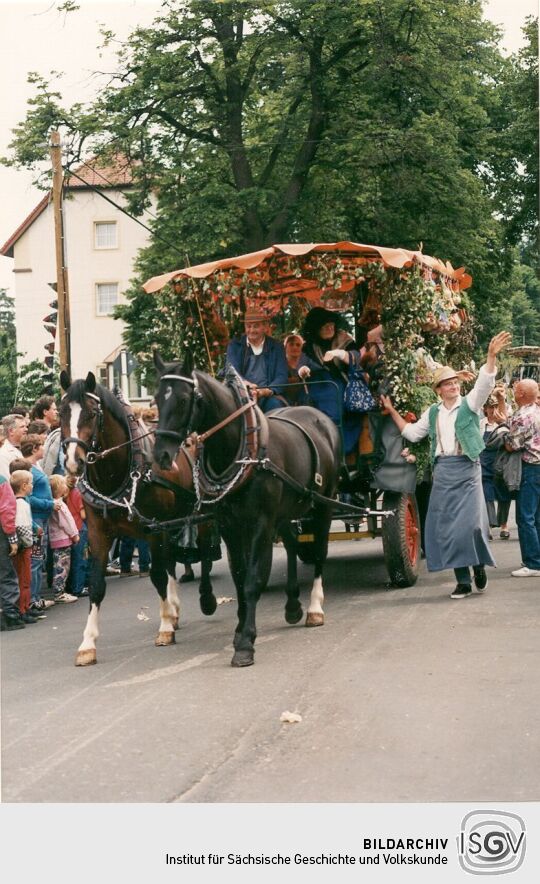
[302,306,342,340]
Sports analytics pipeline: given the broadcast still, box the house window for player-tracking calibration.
[96,282,118,316]
[94,221,117,249]
[96,365,108,387]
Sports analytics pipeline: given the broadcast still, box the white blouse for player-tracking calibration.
[401,365,496,457]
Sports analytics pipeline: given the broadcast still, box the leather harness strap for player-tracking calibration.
[267,412,323,488]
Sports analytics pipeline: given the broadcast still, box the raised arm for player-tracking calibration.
[485,331,512,374]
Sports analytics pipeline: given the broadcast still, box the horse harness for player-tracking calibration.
[157,368,335,512]
[62,388,168,520]
[156,367,269,509]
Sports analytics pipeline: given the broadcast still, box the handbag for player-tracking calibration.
[343,361,376,413]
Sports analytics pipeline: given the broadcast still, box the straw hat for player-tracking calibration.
[432,365,458,391]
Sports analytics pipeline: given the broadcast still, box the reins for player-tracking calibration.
[85,427,156,464]
[197,399,256,444]
[156,369,384,520]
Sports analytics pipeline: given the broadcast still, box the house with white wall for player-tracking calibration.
[1,157,154,399]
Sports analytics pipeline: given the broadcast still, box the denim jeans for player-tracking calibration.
[516,463,540,569]
[0,527,21,618]
[119,537,151,572]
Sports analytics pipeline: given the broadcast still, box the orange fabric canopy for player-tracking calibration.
[143,241,472,296]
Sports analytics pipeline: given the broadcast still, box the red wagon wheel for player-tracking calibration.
[381,491,420,587]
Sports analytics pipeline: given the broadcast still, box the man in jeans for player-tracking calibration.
[505,379,540,577]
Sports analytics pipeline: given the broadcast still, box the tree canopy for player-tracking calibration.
[4,1,539,372]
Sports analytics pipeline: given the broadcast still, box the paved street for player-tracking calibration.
[2,526,538,803]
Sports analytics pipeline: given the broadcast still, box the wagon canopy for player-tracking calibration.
[143,241,472,315]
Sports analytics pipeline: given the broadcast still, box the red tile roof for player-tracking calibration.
[65,155,134,188]
[1,156,134,257]
[1,192,51,258]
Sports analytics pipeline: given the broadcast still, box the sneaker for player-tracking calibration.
[32,598,55,610]
[75,588,90,597]
[138,570,150,578]
[473,566,488,592]
[450,584,472,599]
[1,613,26,631]
[31,610,47,619]
[499,529,510,539]
[119,570,133,578]
[21,612,39,624]
[511,566,540,578]
[54,592,78,603]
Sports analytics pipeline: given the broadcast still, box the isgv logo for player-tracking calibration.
[458,810,526,875]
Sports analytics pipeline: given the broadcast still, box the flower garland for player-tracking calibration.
[150,252,474,481]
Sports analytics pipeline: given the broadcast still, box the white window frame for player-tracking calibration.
[95,282,119,316]
[96,364,108,387]
[93,220,118,250]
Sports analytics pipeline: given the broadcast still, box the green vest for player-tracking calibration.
[428,399,484,463]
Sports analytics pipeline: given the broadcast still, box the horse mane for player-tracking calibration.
[65,379,129,432]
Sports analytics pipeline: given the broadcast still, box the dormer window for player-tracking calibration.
[94,221,118,249]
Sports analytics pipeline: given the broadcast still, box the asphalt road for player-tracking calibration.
[2,526,538,803]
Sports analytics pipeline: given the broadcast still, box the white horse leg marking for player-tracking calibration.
[66,402,82,473]
[78,603,100,651]
[308,576,324,616]
[159,576,179,633]
[167,575,181,623]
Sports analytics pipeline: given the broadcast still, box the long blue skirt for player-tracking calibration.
[308,372,361,454]
[426,455,496,572]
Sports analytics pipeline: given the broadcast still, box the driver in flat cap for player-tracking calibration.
[225,308,289,412]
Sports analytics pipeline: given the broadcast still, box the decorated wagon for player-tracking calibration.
[143,241,474,588]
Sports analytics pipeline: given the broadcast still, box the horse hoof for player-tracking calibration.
[305,612,324,628]
[200,595,217,616]
[285,605,303,625]
[155,631,176,646]
[231,650,255,667]
[75,649,97,666]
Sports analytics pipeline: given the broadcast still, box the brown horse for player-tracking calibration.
[153,352,341,667]
[59,371,217,666]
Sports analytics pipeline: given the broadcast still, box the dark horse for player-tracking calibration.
[153,352,341,667]
[59,370,217,666]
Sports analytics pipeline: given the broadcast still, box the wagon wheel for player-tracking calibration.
[381,492,420,587]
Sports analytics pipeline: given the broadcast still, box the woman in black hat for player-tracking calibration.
[298,307,365,454]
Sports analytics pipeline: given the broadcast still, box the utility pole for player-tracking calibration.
[49,130,71,376]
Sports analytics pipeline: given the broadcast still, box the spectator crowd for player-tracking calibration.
[2,342,540,631]
[0,396,154,632]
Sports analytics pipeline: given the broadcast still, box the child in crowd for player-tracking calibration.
[21,435,57,612]
[9,469,39,624]
[48,475,80,603]
[65,474,89,597]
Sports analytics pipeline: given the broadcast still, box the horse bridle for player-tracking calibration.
[154,373,202,445]
[61,390,104,458]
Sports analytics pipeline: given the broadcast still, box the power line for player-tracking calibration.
[64,166,186,260]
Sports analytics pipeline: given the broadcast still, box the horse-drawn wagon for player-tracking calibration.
[60,241,473,667]
[144,241,473,590]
